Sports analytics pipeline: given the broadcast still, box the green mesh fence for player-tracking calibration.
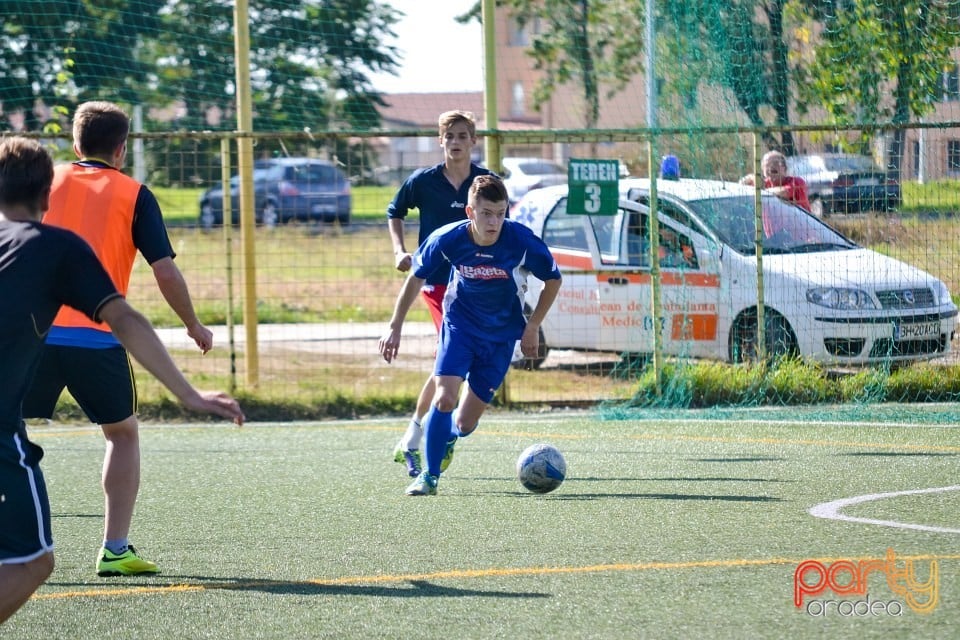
[2,1,959,415]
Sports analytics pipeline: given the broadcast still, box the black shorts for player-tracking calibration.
[0,426,53,563]
[22,345,137,425]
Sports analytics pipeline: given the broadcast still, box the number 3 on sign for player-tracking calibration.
[585,183,601,213]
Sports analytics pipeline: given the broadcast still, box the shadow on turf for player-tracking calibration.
[839,451,959,458]
[693,456,786,463]
[481,488,783,501]
[547,492,783,501]
[152,576,550,599]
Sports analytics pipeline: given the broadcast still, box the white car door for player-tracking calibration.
[599,208,722,358]
[533,197,613,351]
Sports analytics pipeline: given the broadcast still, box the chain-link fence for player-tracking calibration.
[96,126,959,412]
[3,1,960,413]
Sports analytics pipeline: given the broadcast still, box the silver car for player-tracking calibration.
[500,156,567,204]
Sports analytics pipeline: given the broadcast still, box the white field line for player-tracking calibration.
[810,486,960,534]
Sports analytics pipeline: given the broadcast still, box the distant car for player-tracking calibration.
[511,178,956,369]
[199,157,351,229]
[500,156,567,203]
[785,153,900,217]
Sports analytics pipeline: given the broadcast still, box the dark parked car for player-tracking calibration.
[199,157,351,229]
[785,153,900,217]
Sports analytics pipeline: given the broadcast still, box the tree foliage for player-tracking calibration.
[794,0,960,174]
[490,0,644,129]
[660,0,796,153]
[0,1,400,137]
[0,0,161,132]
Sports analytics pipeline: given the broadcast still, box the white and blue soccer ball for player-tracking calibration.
[516,443,566,494]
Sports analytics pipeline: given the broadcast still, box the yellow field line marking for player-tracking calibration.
[35,554,960,602]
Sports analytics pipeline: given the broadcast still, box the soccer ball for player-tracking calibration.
[516,443,566,494]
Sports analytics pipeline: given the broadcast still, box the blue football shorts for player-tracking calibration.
[435,323,514,404]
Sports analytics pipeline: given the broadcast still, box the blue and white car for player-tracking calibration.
[512,178,957,368]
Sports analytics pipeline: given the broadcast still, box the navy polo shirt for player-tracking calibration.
[387,162,494,286]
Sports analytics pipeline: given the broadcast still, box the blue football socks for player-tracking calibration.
[423,406,454,476]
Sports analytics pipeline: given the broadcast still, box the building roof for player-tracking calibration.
[377,91,542,131]
[378,92,485,129]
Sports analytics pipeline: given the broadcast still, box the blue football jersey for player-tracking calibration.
[413,219,561,342]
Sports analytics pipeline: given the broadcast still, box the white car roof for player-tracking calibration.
[618,177,757,201]
[519,177,756,203]
[512,177,760,236]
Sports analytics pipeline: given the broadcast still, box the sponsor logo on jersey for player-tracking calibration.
[460,264,508,280]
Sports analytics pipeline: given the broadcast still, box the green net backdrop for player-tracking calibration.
[2,1,959,415]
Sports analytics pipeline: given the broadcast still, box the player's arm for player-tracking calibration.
[378,272,425,363]
[98,297,243,424]
[520,276,562,358]
[135,187,213,353]
[151,256,213,353]
[388,217,412,272]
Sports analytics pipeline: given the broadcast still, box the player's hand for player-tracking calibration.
[394,252,413,272]
[185,391,245,426]
[520,323,540,358]
[378,329,402,363]
[187,323,214,354]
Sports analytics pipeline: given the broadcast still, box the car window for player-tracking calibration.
[686,195,856,255]
[229,168,270,186]
[285,163,338,183]
[822,155,879,173]
[540,197,621,263]
[592,215,620,263]
[541,198,589,251]
[659,226,698,269]
[624,211,697,269]
[260,166,285,180]
[625,212,649,267]
[686,196,755,252]
[630,194,709,239]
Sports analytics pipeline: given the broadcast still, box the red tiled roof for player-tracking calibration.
[377,92,542,131]
[379,92,485,129]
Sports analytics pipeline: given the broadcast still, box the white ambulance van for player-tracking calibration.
[512,178,957,368]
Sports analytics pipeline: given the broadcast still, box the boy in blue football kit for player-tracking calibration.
[379,174,562,495]
[386,110,495,478]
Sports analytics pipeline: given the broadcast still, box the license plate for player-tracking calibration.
[894,321,940,340]
[312,204,336,214]
[858,178,879,186]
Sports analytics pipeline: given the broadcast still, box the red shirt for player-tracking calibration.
[765,175,811,213]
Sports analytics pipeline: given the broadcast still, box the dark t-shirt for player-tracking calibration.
[0,220,120,432]
[386,162,494,286]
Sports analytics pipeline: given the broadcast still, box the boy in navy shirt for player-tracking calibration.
[379,175,561,496]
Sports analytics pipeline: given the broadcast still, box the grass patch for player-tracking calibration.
[153,185,399,227]
[901,178,960,214]
[625,358,960,408]
[12,415,960,638]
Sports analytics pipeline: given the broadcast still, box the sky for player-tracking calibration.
[370,0,484,94]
